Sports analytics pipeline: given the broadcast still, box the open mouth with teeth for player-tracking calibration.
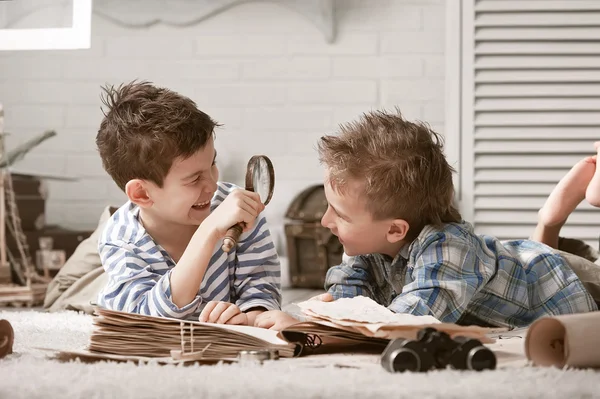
[191,200,211,210]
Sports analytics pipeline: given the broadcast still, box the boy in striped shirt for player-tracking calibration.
[95,81,283,326]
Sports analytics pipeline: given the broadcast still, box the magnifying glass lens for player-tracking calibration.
[253,158,271,204]
[247,155,274,206]
[223,155,274,253]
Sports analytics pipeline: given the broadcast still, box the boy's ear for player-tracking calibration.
[125,179,153,208]
[386,219,410,243]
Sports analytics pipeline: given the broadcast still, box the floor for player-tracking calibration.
[3,293,599,399]
[282,288,323,304]
[281,287,324,317]
[5,308,599,399]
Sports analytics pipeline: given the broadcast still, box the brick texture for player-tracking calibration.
[0,0,446,246]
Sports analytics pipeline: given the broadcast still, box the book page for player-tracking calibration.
[210,323,291,346]
[94,308,291,346]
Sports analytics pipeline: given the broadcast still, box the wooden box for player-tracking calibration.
[20,226,93,260]
[6,226,93,279]
[10,174,47,231]
[285,185,343,289]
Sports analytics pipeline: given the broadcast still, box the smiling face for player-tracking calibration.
[320,170,407,257]
[142,137,219,227]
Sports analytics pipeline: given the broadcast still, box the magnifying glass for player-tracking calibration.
[222,155,275,252]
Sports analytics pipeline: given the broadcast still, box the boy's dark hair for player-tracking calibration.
[317,109,462,239]
[96,81,219,191]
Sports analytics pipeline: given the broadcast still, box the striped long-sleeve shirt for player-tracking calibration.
[325,221,597,328]
[96,181,281,320]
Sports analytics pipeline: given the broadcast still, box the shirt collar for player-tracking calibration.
[391,243,410,265]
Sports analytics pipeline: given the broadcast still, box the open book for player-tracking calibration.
[53,296,498,364]
[288,296,499,343]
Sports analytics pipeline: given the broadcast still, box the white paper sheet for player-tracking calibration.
[297,296,441,325]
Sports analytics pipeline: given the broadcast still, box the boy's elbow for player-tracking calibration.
[99,290,146,314]
[99,284,159,317]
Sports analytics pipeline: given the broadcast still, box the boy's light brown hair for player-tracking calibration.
[317,109,461,239]
[96,81,219,191]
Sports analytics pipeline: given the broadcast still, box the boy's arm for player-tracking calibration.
[388,236,490,323]
[324,255,377,300]
[532,154,597,249]
[169,223,221,307]
[98,241,203,318]
[171,187,265,311]
[233,216,282,324]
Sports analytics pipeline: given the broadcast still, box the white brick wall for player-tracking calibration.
[0,0,446,257]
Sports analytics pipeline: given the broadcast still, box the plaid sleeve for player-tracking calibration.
[388,234,492,323]
[325,255,377,300]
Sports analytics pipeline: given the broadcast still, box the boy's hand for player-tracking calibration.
[254,310,300,331]
[204,189,265,239]
[199,301,248,325]
[309,293,334,302]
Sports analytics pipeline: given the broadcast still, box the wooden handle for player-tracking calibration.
[221,223,245,252]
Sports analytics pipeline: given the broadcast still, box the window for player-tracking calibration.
[0,0,91,51]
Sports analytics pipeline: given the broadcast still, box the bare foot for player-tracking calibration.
[538,155,596,227]
[586,141,600,207]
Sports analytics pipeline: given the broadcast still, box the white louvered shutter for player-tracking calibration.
[459,0,600,248]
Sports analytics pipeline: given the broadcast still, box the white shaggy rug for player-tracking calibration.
[1,309,600,399]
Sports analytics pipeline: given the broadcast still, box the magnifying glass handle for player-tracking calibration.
[222,222,246,252]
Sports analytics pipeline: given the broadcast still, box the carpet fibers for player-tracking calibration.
[1,309,599,399]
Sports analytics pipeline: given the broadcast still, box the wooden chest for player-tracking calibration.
[284,185,343,289]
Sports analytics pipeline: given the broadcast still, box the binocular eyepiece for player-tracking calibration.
[381,327,496,373]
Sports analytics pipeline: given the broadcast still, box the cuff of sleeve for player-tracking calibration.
[238,298,280,312]
[159,270,203,316]
[327,286,345,300]
[387,295,431,316]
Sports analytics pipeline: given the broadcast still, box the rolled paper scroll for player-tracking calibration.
[525,311,600,369]
[0,319,14,359]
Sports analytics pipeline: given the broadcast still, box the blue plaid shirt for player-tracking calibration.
[325,222,597,328]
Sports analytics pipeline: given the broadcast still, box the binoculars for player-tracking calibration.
[381,327,496,372]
